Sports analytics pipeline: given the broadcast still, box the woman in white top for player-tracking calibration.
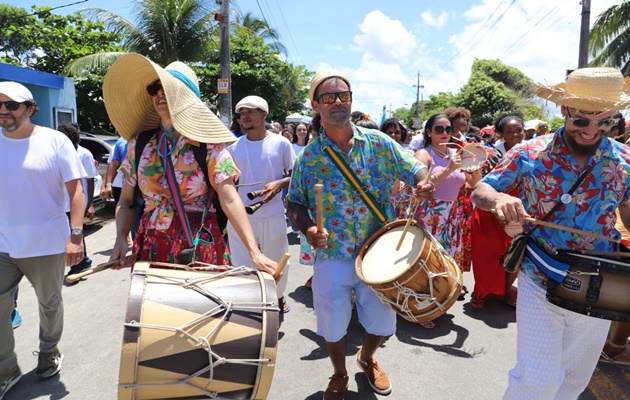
[292,122,309,155]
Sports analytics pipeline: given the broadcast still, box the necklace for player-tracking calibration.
[430,144,450,158]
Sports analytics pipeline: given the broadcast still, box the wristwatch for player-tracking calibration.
[70,227,84,236]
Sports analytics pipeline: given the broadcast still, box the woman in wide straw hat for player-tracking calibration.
[104,53,276,275]
[472,67,630,399]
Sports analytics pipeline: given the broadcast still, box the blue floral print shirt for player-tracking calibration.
[288,125,424,261]
[483,127,630,284]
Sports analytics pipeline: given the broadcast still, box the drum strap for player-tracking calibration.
[322,145,387,223]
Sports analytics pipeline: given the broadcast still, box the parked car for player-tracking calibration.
[79,132,119,222]
[79,132,118,179]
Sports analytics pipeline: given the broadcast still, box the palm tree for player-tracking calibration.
[589,1,630,75]
[66,0,219,75]
[233,11,286,55]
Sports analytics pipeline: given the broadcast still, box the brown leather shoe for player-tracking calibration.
[356,349,392,395]
[323,374,348,400]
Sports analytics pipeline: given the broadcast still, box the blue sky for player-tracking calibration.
[8,0,625,121]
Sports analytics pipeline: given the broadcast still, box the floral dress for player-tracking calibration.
[120,130,240,265]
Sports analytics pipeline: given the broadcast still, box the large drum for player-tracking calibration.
[119,262,279,400]
[547,251,630,322]
[356,220,463,323]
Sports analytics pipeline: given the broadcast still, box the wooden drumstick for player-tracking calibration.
[315,184,324,232]
[273,252,291,279]
[247,190,265,200]
[396,165,434,251]
[245,200,265,215]
[490,209,620,243]
[524,217,619,243]
[66,259,120,283]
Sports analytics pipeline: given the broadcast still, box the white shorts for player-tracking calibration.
[312,258,396,343]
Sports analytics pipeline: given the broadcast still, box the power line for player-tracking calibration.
[441,0,508,69]
[272,0,303,64]
[499,2,564,58]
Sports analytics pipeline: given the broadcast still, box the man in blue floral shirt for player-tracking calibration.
[473,67,630,399]
[287,69,434,400]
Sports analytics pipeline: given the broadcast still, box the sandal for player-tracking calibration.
[305,276,313,290]
[600,341,630,366]
[470,294,485,309]
[279,297,290,313]
[419,321,435,329]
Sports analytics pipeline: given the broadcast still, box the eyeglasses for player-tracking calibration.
[432,126,454,134]
[146,82,163,97]
[316,91,352,104]
[0,101,22,111]
[566,108,619,130]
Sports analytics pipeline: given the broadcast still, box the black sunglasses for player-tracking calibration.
[432,126,454,134]
[317,91,352,104]
[0,101,22,111]
[146,82,163,97]
[566,108,619,130]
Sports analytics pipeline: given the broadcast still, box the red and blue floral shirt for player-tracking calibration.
[483,128,630,284]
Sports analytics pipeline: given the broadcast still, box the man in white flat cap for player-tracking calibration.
[0,81,86,397]
[473,67,630,399]
[227,95,296,313]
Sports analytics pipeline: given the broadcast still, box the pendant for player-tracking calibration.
[560,193,572,204]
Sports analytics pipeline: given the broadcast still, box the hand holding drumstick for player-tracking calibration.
[306,184,328,250]
[397,165,435,250]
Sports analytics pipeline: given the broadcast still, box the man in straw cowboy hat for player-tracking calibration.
[103,53,277,276]
[286,68,434,399]
[0,82,87,397]
[472,67,630,399]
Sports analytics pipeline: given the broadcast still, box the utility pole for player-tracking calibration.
[412,71,423,129]
[218,0,231,126]
[578,0,591,68]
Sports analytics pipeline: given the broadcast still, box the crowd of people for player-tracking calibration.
[2,58,630,400]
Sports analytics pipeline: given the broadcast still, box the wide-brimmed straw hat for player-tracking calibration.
[103,53,235,143]
[536,67,630,112]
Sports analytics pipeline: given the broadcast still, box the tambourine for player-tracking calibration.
[459,144,487,170]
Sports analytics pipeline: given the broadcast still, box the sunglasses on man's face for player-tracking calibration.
[146,82,163,97]
[0,101,22,111]
[566,108,619,130]
[432,126,454,134]
[317,91,352,104]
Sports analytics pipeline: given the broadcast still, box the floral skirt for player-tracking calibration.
[414,198,464,270]
[133,211,231,266]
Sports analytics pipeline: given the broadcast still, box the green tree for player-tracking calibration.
[197,32,310,122]
[0,6,123,130]
[589,1,630,75]
[455,59,542,127]
[233,11,286,55]
[72,0,220,69]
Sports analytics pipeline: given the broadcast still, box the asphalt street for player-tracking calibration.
[5,206,630,399]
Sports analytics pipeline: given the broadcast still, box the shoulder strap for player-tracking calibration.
[192,143,227,232]
[133,129,158,200]
[322,144,387,223]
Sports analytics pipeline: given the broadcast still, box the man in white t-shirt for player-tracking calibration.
[0,82,86,397]
[227,95,296,313]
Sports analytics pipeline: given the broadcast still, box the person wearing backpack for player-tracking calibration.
[102,53,277,276]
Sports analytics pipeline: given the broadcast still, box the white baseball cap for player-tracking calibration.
[0,81,34,102]
[524,120,538,130]
[235,95,269,114]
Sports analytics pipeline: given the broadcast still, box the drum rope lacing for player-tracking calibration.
[122,266,277,397]
[374,233,464,322]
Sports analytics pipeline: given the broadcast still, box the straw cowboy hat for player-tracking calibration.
[103,53,235,144]
[536,67,630,112]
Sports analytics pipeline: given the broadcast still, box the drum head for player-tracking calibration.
[460,144,487,170]
[360,223,425,283]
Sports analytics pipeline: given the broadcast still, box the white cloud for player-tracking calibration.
[351,10,417,62]
[421,11,449,28]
